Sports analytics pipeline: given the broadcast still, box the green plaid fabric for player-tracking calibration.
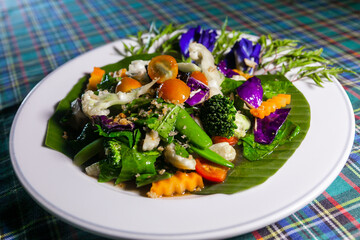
[1,0,359,239]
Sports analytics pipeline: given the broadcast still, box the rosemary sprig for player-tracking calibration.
[116,22,185,57]
[258,35,354,86]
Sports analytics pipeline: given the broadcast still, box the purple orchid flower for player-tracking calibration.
[179,26,218,58]
[224,38,261,75]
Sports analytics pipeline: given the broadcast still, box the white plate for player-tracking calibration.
[10,39,354,240]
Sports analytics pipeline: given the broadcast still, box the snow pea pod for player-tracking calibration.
[74,138,103,166]
[189,145,234,168]
[175,108,212,149]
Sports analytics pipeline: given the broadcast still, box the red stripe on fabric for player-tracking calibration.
[340,172,360,194]
[16,0,49,75]
[1,1,29,86]
[75,0,111,43]
[252,230,264,240]
[323,191,360,230]
[57,1,94,50]
[342,85,360,100]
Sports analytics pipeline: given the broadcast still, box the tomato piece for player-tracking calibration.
[148,55,178,83]
[212,136,239,146]
[195,158,229,183]
[116,77,142,93]
[190,71,208,85]
[158,78,190,104]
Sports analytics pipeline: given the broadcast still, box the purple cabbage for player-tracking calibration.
[185,77,210,106]
[254,108,291,144]
[217,60,239,78]
[93,115,135,132]
[236,76,263,108]
[224,38,261,75]
[179,26,218,58]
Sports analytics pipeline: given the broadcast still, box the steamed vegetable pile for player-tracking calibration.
[47,22,353,197]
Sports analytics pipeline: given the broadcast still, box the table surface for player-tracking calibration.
[1,0,360,239]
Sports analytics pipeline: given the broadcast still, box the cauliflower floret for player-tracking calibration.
[142,130,161,151]
[188,42,224,97]
[234,112,251,139]
[209,142,236,161]
[127,60,150,82]
[164,143,196,170]
[81,79,157,117]
[85,162,100,177]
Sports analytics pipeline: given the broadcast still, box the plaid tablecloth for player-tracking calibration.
[1,0,360,239]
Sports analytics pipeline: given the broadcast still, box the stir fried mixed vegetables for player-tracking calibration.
[46,22,350,198]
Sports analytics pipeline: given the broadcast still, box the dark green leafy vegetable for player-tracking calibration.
[115,144,160,184]
[243,119,298,161]
[70,123,99,152]
[261,76,292,99]
[97,73,119,92]
[147,105,180,141]
[96,127,141,148]
[220,77,244,95]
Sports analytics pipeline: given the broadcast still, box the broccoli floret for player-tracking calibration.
[98,139,122,182]
[104,139,122,164]
[200,94,237,138]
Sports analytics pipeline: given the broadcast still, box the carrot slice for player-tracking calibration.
[250,94,291,119]
[87,67,105,90]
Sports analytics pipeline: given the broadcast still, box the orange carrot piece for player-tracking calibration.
[232,69,252,79]
[87,67,105,91]
[250,94,291,119]
[147,171,204,198]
